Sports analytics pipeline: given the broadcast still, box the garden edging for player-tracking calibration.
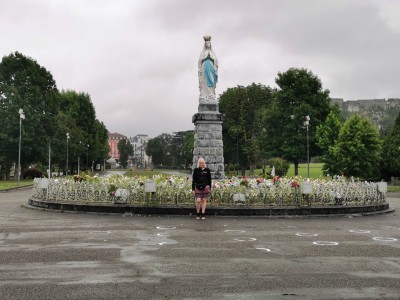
[28,198,393,217]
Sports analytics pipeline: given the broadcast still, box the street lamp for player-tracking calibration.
[66,132,70,176]
[86,144,89,171]
[78,141,81,175]
[304,115,310,179]
[48,139,51,179]
[17,109,25,185]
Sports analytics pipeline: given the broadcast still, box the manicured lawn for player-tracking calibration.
[226,163,325,179]
[0,179,33,191]
[388,186,400,192]
[286,163,325,179]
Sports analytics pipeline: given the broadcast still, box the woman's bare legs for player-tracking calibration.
[201,198,207,219]
[195,198,202,219]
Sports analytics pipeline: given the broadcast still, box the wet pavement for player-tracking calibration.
[0,188,399,299]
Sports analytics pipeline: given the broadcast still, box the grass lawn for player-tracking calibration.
[226,163,326,179]
[388,186,400,192]
[0,179,33,191]
[286,163,325,179]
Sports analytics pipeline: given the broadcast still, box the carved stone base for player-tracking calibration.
[192,101,224,179]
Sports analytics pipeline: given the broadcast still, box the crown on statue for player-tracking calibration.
[203,36,211,41]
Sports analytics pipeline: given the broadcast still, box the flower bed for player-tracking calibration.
[32,174,387,207]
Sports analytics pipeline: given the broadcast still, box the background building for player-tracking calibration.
[108,132,127,160]
[129,134,150,168]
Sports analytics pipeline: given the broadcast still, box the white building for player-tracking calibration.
[129,134,151,168]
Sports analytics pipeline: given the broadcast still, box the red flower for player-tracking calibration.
[291,181,300,187]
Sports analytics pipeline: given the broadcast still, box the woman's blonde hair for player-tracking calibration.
[197,158,207,168]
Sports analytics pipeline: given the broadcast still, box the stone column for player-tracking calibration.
[192,100,224,179]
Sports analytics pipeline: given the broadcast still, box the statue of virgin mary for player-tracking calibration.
[198,36,218,101]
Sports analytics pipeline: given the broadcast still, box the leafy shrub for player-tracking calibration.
[266,157,290,177]
[24,168,43,179]
[33,163,48,178]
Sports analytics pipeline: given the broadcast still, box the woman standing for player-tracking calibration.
[192,158,212,220]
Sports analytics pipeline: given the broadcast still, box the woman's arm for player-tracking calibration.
[192,169,197,191]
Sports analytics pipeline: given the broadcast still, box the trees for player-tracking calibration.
[0,52,109,178]
[146,134,173,166]
[93,120,110,165]
[0,52,59,178]
[333,114,382,179]
[171,130,194,169]
[146,132,193,169]
[381,111,400,178]
[117,139,133,168]
[219,83,273,176]
[261,68,332,175]
[181,131,194,169]
[316,110,343,175]
[51,90,109,173]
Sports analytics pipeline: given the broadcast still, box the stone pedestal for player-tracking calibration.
[192,100,224,179]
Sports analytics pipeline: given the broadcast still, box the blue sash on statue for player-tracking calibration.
[204,58,218,87]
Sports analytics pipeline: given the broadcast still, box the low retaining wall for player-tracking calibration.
[28,198,393,217]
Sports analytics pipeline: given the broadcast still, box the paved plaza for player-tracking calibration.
[0,188,399,299]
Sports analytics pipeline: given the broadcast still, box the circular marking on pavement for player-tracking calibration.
[313,241,339,246]
[224,230,246,233]
[349,230,371,234]
[234,237,257,242]
[156,226,176,230]
[256,248,271,252]
[296,233,318,237]
[373,237,397,242]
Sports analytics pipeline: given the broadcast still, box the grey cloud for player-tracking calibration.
[1,0,400,137]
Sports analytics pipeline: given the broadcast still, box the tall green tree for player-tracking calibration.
[219,83,273,176]
[381,111,400,178]
[53,90,108,173]
[117,139,133,168]
[93,120,110,164]
[170,130,194,169]
[146,133,173,166]
[182,131,194,169]
[333,114,382,179]
[261,68,332,175]
[316,110,343,175]
[0,52,59,178]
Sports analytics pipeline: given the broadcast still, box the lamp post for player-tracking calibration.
[86,144,89,171]
[48,139,51,179]
[78,141,81,175]
[236,134,239,176]
[18,109,25,185]
[66,132,70,176]
[304,115,310,179]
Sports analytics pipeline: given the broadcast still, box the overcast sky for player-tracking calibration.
[1,0,400,138]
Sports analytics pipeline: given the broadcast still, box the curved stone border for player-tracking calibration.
[28,198,394,217]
